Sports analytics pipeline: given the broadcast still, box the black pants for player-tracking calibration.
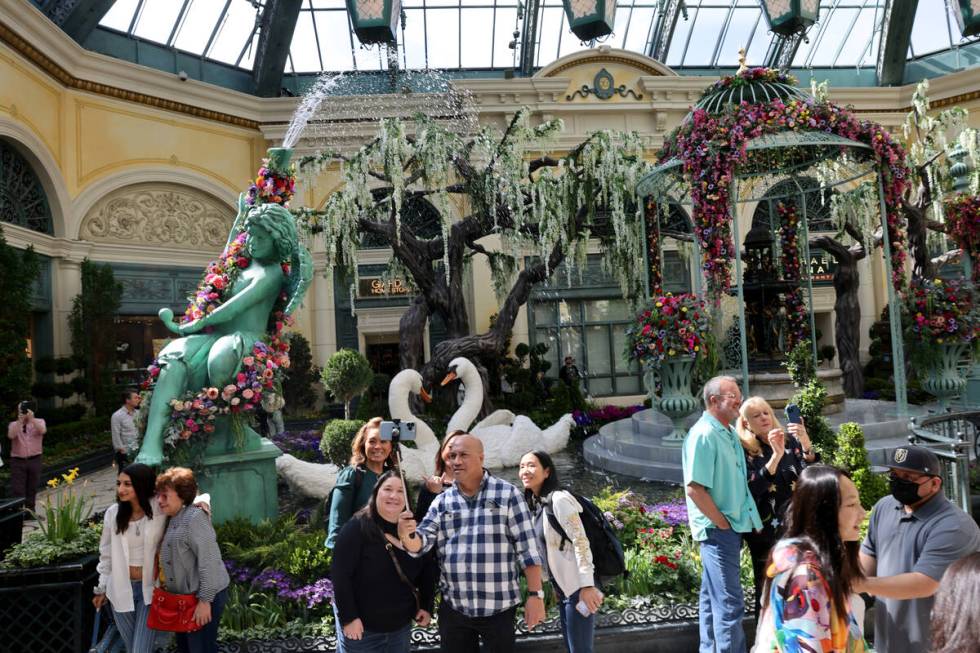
[744,531,776,615]
[9,455,42,511]
[114,450,129,472]
[438,603,516,653]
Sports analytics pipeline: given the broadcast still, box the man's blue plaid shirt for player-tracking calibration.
[414,471,543,617]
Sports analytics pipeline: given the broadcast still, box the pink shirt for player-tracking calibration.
[7,418,46,458]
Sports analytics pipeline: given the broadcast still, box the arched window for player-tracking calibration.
[0,140,53,235]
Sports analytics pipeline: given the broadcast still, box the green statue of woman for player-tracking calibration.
[136,178,312,466]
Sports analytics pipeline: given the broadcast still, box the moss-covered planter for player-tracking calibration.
[0,554,98,653]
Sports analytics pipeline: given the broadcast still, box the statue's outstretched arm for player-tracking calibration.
[284,245,313,317]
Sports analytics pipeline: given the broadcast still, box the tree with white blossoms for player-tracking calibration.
[294,108,650,391]
[900,79,979,279]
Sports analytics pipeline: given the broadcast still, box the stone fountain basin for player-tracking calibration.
[583,399,935,483]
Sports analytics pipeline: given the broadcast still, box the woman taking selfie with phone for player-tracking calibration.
[736,397,817,613]
[331,471,437,653]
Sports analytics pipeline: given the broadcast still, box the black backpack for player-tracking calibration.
[544,490,627,585]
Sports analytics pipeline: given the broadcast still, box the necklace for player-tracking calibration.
[132,515,146,537]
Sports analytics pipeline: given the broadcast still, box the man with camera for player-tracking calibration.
[7,400,46,511]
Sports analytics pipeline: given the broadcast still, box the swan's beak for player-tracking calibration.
[419,388,432,403]
[440,371,458,386]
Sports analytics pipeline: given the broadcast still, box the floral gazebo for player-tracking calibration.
[637,63,913,412]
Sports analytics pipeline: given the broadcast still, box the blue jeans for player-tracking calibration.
[336,621,411,653]
[112,580,157,653]
[698,527,746,653]
[555,585,595,653]
[174,588,228,653]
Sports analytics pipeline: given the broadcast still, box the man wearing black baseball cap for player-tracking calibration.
[858,445,980,653]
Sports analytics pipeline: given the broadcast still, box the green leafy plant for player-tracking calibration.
[319,419,364,467]
[1,523,101,568]
[319,349,374,419]
[31,467,94,544]
[832,422,889,508]
[68,260,122,416]
[281,333,320,415]
[819,344,836,364]
[0,225,41,411]
[789,379,835,457]
[784,339,817,387]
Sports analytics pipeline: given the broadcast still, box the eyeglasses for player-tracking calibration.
[712,393,739,400]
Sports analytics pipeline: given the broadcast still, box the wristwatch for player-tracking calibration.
[529,589,545,600]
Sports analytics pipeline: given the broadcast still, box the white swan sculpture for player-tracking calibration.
[387,368,440,480]
[442,357,576,468]
[276,368,439,497]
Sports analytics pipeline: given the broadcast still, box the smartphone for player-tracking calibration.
[785,403,802,424]
[379,420,416,442]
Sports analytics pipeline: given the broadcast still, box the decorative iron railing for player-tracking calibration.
[908,411,979,514]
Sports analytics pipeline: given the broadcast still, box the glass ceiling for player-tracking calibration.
[96,0,979,74]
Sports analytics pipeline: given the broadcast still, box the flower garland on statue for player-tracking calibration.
[624,293,712,368]
[902,278,980,365]
[657,74,909,299]
[777,201,810,349]
[139,155,297,461]
[944,194,980,282]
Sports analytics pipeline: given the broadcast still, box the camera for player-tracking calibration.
[380,419,416,443]
[18,400,36,415]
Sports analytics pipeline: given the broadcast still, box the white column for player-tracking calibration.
[310,262,337,367]
[50,256,82,358]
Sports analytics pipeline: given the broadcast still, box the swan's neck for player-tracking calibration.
[388,379,438,447]
[449,365,484,432]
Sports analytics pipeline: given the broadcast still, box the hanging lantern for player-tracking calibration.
[561,0,616,41]
[952,0,980,37]
[760,0,820,37]
[346,0,401,44]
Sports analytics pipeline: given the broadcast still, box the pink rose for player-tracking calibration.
[206,387,219,400]
[230,397,240,406]
[242,356,255,367]
[242,389,254,400]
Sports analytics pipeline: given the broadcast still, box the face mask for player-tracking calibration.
[889,475,925,506]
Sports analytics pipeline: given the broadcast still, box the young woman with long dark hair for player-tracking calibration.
[93,463,164,653]
[414,430,465,522]
[519,450,603,653]
[753,464,867,652]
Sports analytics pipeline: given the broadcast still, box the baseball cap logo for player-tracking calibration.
[894,448,908,463]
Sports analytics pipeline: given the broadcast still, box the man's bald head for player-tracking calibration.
[449,433,485,492]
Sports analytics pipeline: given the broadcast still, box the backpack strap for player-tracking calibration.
[353,465,365,494]
[543,492,572,553]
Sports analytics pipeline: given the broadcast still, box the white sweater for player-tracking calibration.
[96,502,166,612]
[542,490,596,598]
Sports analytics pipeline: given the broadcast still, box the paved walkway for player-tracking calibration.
[22,463,120,537]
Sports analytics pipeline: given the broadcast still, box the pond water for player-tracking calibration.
[496,440,680,504]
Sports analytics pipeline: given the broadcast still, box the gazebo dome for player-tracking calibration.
[693,67,811,115]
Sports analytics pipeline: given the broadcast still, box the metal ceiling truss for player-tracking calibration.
[253,0,303,97]
[877,0,919,86]
[520,0,542,76]
[41,0,115,43]
[647,0,686,62]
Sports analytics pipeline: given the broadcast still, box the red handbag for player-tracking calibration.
[146,587,201,633]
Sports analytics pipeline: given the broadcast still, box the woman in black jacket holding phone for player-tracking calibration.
[331,470,438,652]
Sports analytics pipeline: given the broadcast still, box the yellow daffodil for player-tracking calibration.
[46,478,60,489]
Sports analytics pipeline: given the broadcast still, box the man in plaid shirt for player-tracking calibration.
[399,434,545,652]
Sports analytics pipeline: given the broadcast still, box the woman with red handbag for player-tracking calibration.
[154,467,230,653]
